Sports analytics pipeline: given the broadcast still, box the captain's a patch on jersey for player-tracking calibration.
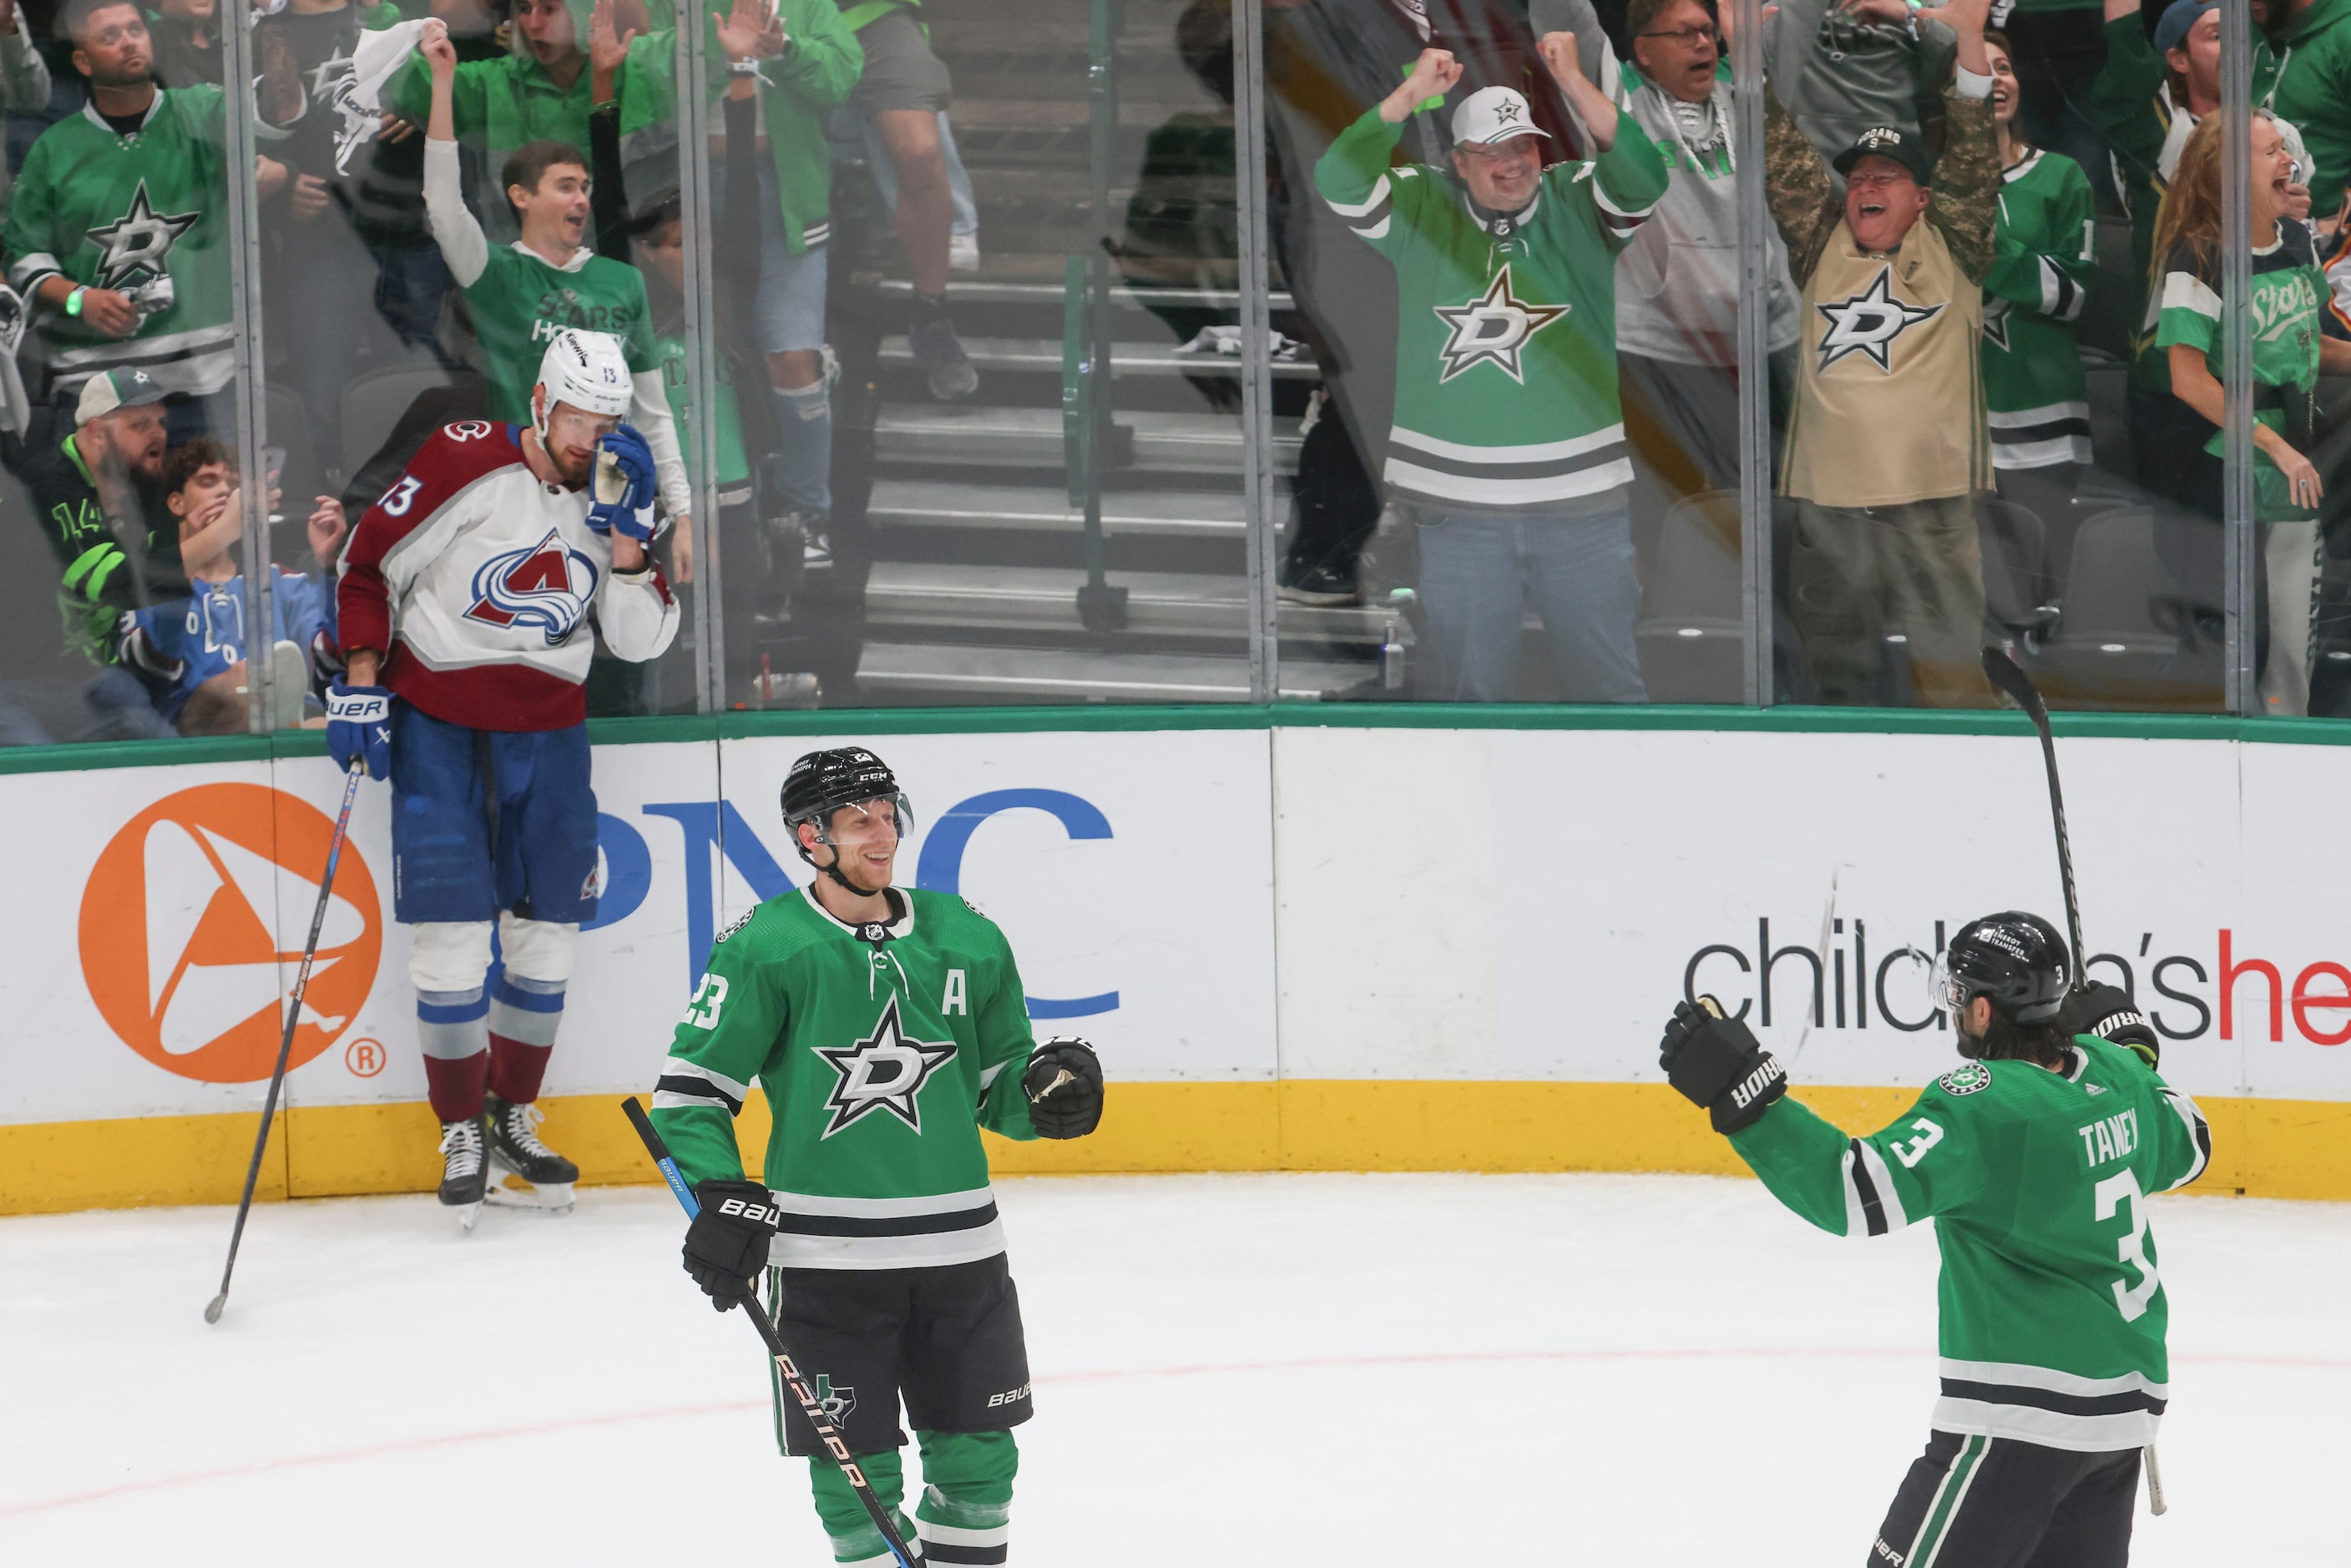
[1939,1063,1992,1096]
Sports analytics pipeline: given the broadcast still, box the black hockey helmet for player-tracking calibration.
[1934,911,2070,1024]
[780,747,913,862]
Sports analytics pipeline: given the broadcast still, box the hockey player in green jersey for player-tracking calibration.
[1314,38,1666,702]
[1658,911,2211,1566]
[650,747,1105,1568]
[1981,33,2097,515]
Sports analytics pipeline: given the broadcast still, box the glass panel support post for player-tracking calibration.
[223,0,276,734]
[2220,0,2257,713]
[675,18,726,713]
[1074,0,1130,635]
[1233,0,1277,701]
[1731,0,1773,707]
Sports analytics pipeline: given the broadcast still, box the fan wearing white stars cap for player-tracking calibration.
[1314,37,1669,701]
[1762,0,2005,708]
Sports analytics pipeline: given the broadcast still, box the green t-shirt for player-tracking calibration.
[1732,1035,2211,1449]
[461,244,658,425]
[655,327,749,488]
[2154,226,2326,518]
[650,886,1043,1271]
[1982,149,2097,468]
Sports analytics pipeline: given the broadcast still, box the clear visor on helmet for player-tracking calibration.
[1929,950,1973,1018]
[809,792,915,844]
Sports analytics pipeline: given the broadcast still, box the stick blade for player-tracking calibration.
[1980,645,2047,723]
[204,1293,226,1324]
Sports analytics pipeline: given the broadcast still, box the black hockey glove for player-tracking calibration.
[1659,996,1787,1136]
[1024,1038,1104,1140]
[2057,984,2161,1070]
[682,1180,781,1313]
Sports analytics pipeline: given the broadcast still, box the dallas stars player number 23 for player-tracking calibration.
[647,748,1105,1568]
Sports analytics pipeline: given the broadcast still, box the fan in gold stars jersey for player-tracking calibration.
[650,746,1104,1568]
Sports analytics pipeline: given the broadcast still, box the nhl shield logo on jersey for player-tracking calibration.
[1432,266,1568,384]
[463,528,598,644]
[815,996,959,1138]
[1938,1063,1993,1096]
[1814,267,1944,372]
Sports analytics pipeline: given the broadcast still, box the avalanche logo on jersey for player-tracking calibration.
[463,529,598,645]
[1814,267,1944,372]
[86,180,200,291]
[814,996,959,1138]
[1433,266,1567,384]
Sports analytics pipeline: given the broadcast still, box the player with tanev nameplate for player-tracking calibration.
[1657,910,2211,1566]
[650,746,1105,1568]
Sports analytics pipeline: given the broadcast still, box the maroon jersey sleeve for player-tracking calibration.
[336,421,523,658]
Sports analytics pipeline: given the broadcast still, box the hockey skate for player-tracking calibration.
[437,1115,489,1233]
[484,1095,578,1215]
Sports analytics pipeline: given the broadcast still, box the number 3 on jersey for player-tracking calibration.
[2094,1168,2160,1322]
[681,974,729,1029]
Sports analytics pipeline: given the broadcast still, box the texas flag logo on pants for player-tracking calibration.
[464,529,597,645]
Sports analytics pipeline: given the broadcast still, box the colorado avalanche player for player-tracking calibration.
[328,328,680,1227]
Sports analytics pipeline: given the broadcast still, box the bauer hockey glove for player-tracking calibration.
[586,424,659,543]
[682,1179,781,1312]
[2057,983,2161,1070]
[1024,1038,1105,1139]
[323,682,392,780]
[1659,996,1787,1136]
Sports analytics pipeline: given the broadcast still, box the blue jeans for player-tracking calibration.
[1413,503,1647,703]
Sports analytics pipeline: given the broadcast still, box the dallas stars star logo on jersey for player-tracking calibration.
[1981,295,2013,353]
[813,1374,856,1423]
[86,180,200,292]
[1813,266,1944,372]
[1432,266,1568,384]
[814,996,958,1138]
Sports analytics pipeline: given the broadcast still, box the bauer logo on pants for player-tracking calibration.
[78,783,382,1084]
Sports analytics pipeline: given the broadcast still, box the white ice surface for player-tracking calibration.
[2,1173,2343,1565]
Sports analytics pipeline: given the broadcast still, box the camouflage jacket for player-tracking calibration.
[1764,82,1999,287]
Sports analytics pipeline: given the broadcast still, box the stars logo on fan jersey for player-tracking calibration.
[814,996,959,1138]
[1813,266,1944,372]
[86,180,200,291]
[1432,266,1568,384]
[1981,295,2013,352]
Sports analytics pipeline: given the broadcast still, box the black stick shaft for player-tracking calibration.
[205,759,367,1323]
[621,1098,921,1568]
[1982,648,2086,989]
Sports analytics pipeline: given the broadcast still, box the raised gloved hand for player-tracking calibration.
[1024,1038,1104,1139]
[682,1179,780,1312]
[2057,983,2160,1070]
[586,423,659,543]
[323,682,392,780]
[1659,995,1787,1135]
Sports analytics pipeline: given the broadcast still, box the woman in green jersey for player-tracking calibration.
[2155,110,2351,711]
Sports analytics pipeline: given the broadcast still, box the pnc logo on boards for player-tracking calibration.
[78,783,382,1084]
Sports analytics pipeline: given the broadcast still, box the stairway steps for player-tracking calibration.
[856,641,1368,703]
[865,562,1388,641]
[868,478,1265,539]
[872,406,1299,474]
[876,334,1316,379]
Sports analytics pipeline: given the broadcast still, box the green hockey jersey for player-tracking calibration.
[2155,226,2327,522]
[650,885,1043,1271]
[3,90,259,396]
[1982,150,2095,471]
[1313,108,1668,510]
[462,244,660,427]
[1731,1035,2212,1450]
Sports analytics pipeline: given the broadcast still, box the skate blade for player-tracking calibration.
[483,1175,575,1215]
[453,1199,484,1233]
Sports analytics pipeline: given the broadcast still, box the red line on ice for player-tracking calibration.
[5,1345,2339,1520]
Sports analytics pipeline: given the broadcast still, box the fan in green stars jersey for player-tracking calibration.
[650,746,1104,1568]
[1658,911,2211,1567]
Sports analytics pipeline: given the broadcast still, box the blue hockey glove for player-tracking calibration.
[586,423,659,543]
[324,682,392,780]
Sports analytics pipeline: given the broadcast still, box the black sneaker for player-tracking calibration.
[910,313,978,402]
[437,1115,488,1209]
[1277,559,1361,607]
[487,1094,579,1187]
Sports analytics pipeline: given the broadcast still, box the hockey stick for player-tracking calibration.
[1982,650,2171,1515]
[621,1097,922,1568]
[1980,647,2085,995]
[205,757,367,1325]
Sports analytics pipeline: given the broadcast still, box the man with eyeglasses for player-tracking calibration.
[1764,0,2002,706]
[1534,0,1803,492]
[1314,40,1668,701]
